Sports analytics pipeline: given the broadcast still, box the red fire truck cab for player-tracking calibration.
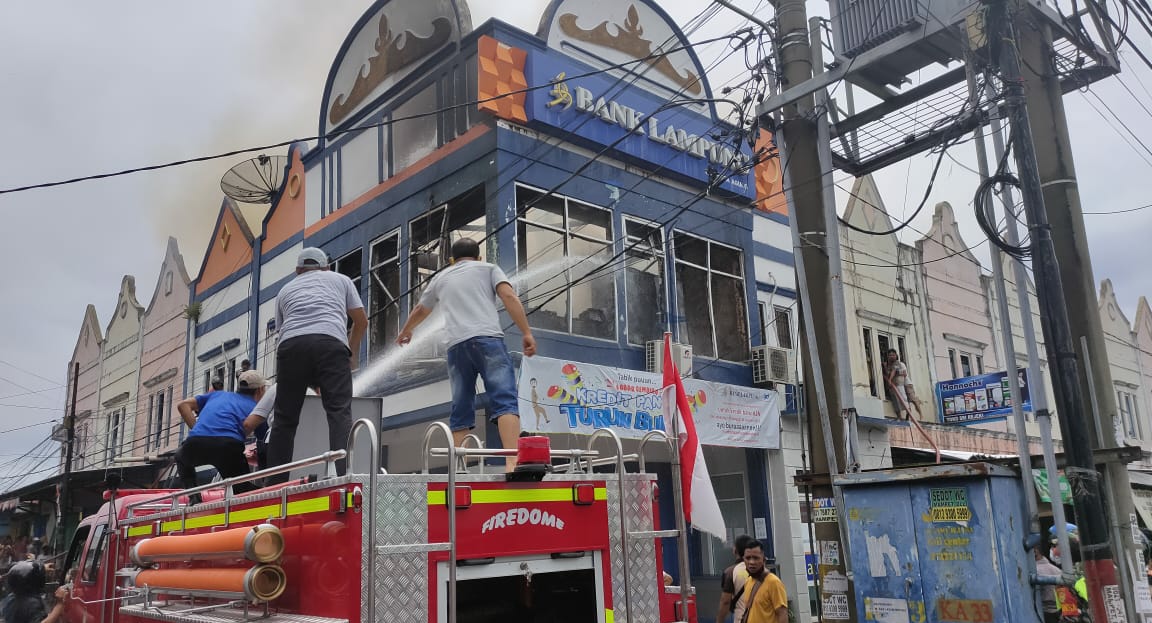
[55,421,698,623]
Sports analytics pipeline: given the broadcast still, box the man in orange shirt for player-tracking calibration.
[741,540,789,623]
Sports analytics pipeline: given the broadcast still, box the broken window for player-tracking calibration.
[409,185,487,312]
[333,249,364,333]
[624,219,665,346]
[673,232,749,360]
[516,185,616,340]
[368,231,401,357]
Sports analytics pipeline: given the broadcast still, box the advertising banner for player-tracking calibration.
[517,356,781,448]
[936,368,1031,425]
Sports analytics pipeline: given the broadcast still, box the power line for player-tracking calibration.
[0,419,59,434]
[0,359,62,386]
[1084,203,1152,214]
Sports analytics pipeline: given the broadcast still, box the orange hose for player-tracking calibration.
[132,524,283,564]
[134,566,286,602]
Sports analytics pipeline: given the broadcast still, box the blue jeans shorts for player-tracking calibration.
[446,336,520,431]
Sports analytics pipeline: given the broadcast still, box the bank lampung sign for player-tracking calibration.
[936,368,1032,425]
[518,355,781,448]
[526,50,755,198]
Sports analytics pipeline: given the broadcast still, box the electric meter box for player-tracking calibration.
[833,462,1037,623]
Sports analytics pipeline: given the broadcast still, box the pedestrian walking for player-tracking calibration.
[740,540,789,623]
[717,534,754,623]
[266,248,367,483]
[396,238,536,471]
[174,371,268,497]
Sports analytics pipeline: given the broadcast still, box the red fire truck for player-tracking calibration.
[54,421,698,623]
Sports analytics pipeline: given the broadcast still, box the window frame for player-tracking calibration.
[622,216,667,346]
[106,407,124,463]
[773,305,794,350]
[516,183,618,342]
[701,470,753,576]
[959,352,973,378]
[672,230,750,361]
[948,348,958,379]
[863,327,878,397]
[367,229,403,357]
[81,523,107,584]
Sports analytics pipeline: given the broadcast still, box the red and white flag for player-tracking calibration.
[662,334,726,540]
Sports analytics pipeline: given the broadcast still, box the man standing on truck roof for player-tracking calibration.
[396,238,536,471]
[175,371,268,496]
[266,248,367,483]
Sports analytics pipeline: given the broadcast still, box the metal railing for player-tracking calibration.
[122,450,347,518]
[422,422,458,623]
[586,428,633,623]
[346,418,380,623]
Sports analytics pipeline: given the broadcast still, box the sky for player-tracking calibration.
[0,1,1149,484]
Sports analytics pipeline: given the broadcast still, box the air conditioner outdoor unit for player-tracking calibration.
[751,345,797,385]
[646,341,694,376]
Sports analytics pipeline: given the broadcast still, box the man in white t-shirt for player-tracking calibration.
[266,248,367,483]
[397,238,536,471]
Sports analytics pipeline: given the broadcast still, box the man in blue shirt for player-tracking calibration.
[175,370,268,495]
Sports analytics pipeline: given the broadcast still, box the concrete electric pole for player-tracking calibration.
[988,0,1125,619]
[1014,15,1144,618]
[767,0,857,619]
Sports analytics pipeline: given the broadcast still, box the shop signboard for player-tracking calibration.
[936,368,1031,425]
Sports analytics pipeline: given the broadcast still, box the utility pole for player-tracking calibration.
[767,0,856,619]
[58,361,79,552]
[1014,14,1143,618]
[988,1,1124,620]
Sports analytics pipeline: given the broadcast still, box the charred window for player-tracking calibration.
[333,249,364,333]
[368,232,401,357]
[516,185,616,340]
[624,219,665,345]
[673,232,749,360]
[409,186,487,311]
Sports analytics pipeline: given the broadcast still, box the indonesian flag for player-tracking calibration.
[662,334,727,540]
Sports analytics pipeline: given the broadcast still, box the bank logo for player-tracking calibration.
[547,73,573,109]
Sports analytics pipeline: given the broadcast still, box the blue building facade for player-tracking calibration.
[186,0,798,606]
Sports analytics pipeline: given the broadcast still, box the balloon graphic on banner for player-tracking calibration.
[547,385,580,405]
[561,363,584,393]
[687,389,708,414]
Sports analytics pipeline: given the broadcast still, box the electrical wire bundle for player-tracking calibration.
[972,127,1032,261]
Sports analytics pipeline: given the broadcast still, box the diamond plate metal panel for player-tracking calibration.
[628,538,661,623]
[605,474,659,623]
[373,552,429,619]
[360,480,431,623]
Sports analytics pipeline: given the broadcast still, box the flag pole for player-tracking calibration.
[665,332,694,617]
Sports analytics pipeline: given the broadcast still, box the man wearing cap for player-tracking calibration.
[397,238,535,471]
[266,247,367,482]
[174,370,269,495]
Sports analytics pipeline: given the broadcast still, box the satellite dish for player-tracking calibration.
[220,155,288,204]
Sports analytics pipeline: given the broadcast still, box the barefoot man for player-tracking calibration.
[397,238,536,470]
